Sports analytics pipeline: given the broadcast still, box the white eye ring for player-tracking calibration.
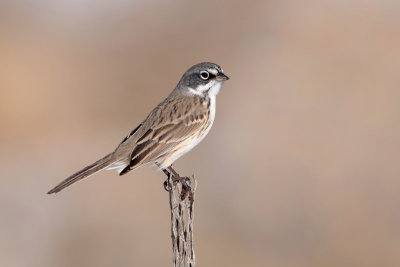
[200,71,209,80]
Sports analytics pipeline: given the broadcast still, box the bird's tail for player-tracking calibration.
[47,153,115,194]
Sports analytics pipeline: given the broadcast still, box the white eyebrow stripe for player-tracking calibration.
[208,69,218,75]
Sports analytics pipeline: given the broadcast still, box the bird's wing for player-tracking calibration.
[118,95,210,174]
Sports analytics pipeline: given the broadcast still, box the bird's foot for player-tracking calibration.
[162,166,192,201]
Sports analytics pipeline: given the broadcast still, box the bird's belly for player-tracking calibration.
[157,121,213,169]
[157,95,216,169]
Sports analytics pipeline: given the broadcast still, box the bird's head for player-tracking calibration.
[175,62,229,97]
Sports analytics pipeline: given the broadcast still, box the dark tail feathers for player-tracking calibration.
[47,153,115,194]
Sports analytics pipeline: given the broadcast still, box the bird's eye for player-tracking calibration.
[200,71,209,80]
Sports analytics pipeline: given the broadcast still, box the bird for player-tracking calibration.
[47,62,229,194]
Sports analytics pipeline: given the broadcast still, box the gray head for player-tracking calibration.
[175,62,229,97]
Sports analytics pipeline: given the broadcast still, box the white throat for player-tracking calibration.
[189,80,223,97]
[208,81,223,96]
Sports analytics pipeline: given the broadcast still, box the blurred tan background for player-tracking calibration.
[1,0,400,266]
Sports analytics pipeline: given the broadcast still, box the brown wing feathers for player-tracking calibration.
[119,95,209,175]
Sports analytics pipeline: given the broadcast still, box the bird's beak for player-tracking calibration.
[216,73,229,81]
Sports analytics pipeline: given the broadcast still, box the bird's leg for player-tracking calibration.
[161,166,179,182]
[162,168,172,191]
[162,166,192,200]
[168,166,192,200]
[162,167,184,191]
[167,166,182,183]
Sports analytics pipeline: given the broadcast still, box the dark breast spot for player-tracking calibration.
[185,104,192,113]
